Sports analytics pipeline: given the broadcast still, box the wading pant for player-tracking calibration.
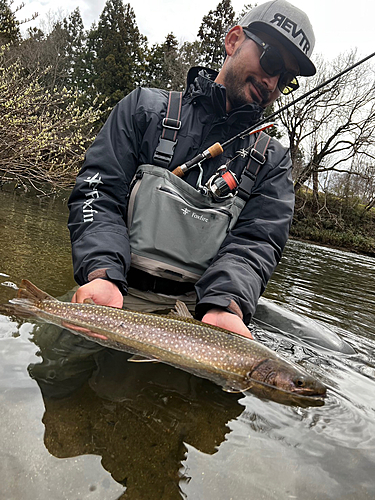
[122,287,197,315]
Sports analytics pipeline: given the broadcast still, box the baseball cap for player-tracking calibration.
[238,0,316,76]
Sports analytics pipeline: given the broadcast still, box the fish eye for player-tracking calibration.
[295,378,305,387]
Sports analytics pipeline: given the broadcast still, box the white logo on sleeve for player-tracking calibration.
[82,173,103,222]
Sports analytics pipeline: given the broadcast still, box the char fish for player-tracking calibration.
[7,280,326,403]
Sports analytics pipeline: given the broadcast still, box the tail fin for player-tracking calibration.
[17,279,55,301]
[3,280,56,319]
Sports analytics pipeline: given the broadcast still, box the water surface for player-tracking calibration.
[1,190,374,499]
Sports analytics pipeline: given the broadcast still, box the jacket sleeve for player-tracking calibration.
[195,143,294,324]
[67,88,148,293]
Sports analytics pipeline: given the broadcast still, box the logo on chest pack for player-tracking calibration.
[181,207,209,223]
[270,13,311,54]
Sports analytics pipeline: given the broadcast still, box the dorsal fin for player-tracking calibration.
[17,280,56,301]
[170,300,194,319]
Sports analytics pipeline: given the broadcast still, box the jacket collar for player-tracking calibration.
[184,67,264,126]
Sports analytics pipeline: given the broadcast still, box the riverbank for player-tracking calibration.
[291,191,375,257]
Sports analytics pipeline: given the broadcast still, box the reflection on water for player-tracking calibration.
[0,189,75,299]
[29,323,243,499]
[1,191,375,499]
[265,240,375,340]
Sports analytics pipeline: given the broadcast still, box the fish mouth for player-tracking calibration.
[290,385,326,397]
[287,374,327,397]
[242,377,327,407]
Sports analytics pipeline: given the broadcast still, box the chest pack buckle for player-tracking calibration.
[237,131,272,202]
[153,91,183,168]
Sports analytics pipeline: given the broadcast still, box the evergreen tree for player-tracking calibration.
[235,3,256,24]
[86,0,147,109]
[0,0,20,45]
[179,40,202,69]
[197,0,235,70]
[147,33,186,90]
[63,8,87,89]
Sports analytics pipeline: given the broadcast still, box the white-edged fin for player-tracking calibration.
[222,382,243,394]
[170,300,194,319]
[128,354,160,363]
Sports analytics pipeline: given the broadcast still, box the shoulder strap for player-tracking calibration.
[237,131,271,202]
[153,91,183,168]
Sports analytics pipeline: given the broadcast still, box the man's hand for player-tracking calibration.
[202,308,253,340]
[71,278,123,308]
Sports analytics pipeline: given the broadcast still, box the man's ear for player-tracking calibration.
[224,26,244,57]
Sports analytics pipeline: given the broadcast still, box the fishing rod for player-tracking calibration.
[172,50,375,178]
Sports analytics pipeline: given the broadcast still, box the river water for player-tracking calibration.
[0,189,375,500]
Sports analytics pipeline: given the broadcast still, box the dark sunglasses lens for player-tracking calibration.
[279,73,299,95]
[260,47,285,76]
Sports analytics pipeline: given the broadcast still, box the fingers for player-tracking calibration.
[70,279,123,308]
[202,309,254,340]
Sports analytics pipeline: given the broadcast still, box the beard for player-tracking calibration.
[224,66,271,110]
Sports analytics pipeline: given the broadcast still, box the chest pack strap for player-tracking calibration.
[237,130,271,202]
[153,91,183,168]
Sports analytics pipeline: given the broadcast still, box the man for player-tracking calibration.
[68,0,316,340]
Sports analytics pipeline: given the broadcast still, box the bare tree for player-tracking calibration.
[275,51,375,200]
[330,157,375,210]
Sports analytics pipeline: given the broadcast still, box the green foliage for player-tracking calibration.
[197,0,235,70]
[62,8,87,89]
[146,33,187,90]
[179,40,202,69]
[0,0,20,45]
[234,3,257,24]
[85,0,147,110]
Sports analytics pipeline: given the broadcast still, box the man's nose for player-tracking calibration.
[260,73,279,93]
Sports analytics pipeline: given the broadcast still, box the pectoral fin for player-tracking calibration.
[128,354,160,363]
[222,382,243,394]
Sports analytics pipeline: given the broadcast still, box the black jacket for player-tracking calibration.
[68,68,294,323]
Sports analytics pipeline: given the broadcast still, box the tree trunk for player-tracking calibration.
[312,166,319,209]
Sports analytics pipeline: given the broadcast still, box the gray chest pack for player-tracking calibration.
[127,91,270,283]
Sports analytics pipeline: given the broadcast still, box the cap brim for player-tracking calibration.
[249,21,316,76]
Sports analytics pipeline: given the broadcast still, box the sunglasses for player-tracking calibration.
[243,29,299,95]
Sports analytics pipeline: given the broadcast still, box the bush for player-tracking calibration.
[291,190,375,255]
[0,45,104,193]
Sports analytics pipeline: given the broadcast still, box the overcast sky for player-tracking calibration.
[17,0,374,63]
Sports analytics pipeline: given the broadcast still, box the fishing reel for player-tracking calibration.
[205,165,239,201]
